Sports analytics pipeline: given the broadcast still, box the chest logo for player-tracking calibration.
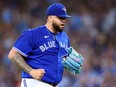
[44,36,49,38]
[39,41,56,52]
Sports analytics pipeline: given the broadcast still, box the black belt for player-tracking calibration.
[46,82,58,87]
[41,81,58,87]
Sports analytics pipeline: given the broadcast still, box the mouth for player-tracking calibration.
[60,24,65,27]
[60,25,64,29]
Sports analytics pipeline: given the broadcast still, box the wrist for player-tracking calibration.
[29,68,33,75]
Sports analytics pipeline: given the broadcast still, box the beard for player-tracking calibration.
[52,21,64,32]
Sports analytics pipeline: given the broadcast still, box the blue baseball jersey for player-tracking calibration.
[13,25,70,83]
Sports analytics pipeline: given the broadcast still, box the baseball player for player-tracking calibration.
[8,3,83,87]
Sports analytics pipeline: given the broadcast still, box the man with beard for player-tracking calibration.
[8,3,75,87]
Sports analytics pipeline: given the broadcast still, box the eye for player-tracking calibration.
[57,16,66,20]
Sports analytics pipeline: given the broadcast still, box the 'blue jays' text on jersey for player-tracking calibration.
[13,25,70,83]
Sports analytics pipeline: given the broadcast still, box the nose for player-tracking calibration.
[62,19,66,23]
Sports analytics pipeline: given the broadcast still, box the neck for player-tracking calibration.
[45,23,57,34]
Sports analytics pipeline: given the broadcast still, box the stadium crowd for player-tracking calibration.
[0,0,116,87]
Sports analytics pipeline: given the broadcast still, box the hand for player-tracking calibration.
[29,69,45,80]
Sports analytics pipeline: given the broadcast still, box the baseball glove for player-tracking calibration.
[62,47,83,75]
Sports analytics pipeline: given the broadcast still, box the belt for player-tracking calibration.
[41,81,58,87]
[46,82,58,87]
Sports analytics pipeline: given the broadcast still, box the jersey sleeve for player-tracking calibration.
[64,31,71,48]
[13,30,33,57]
[68,38,71,48]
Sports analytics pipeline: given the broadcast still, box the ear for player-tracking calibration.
[48,16,52,21]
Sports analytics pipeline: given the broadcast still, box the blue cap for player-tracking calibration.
[46,3,71,18]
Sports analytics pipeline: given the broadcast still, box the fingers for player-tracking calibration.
[38,69,46,80]
[29,69,46,80]
[38,69,45,77]
[37,69,45,77]
[39,69,46,74]
[38,76,43,80]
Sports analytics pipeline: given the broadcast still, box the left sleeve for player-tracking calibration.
[64,31,70,48]
[68,37,71,48]
[60,32,71,57]
[13,30,33,57]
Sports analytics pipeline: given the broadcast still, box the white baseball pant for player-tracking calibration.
[20,78,58,87]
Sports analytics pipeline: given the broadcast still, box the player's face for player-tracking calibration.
[52,16,66,32]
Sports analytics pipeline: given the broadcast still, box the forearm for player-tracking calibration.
[8,48,45,80]
[10,52,32,74]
